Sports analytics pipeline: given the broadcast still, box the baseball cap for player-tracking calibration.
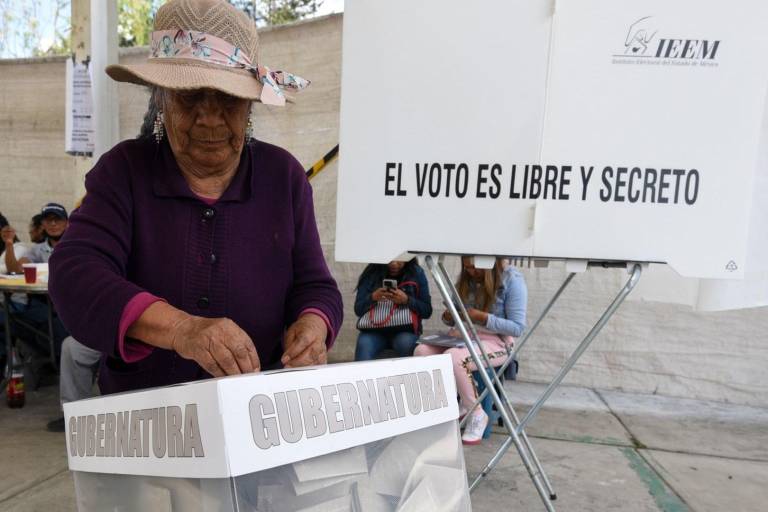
[41,203,68,220]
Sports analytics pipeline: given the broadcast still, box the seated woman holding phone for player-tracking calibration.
[353,259,432,360]
[415,256,527,445]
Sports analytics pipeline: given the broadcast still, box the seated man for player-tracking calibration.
[28,213,46,245]
[3,203,72,353]
[0,212,30,370]
[1,204,100,432]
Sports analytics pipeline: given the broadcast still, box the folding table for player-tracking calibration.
[0,278,58,388]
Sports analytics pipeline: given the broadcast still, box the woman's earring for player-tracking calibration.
[245,115,253,142]
[153,110,165,144]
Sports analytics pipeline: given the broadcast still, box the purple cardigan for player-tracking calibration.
[49,137,343,394]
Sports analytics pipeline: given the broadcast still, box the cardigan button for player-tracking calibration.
[202,208,215,220]
[210,253,217,264]
[197,296,210,309]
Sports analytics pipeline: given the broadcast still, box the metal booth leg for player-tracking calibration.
[458,271,577,498]
[436,260,558,501]
[45,295,58,371]
[424,255,556,512]
[2,291,13,386]
[471,263,643,495]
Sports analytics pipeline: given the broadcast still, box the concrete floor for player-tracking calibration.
[0,381,766,512]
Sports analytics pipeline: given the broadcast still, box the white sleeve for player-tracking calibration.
[14,243,30,261]
[0,243,30,274]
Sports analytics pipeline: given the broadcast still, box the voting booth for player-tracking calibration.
[64,356,471,512]
[337,0,768,510]
[337,0,768,286]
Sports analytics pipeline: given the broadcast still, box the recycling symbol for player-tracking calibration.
[725,261,738,272]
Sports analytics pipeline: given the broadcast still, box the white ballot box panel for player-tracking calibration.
[217,356,459,477]
[71,422,470,512]
[65,357,467,511]
[64,356,457,479]
[72,473,235,512]
[231,421,469,512]
[64,379,230,479]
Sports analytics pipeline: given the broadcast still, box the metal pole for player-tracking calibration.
[517,264,642,432]
[2,291,13,385]
[424,256,555,512]
[46,295,58,371]
[472,436,515,490]
[470,264,643,496]
[437,261,508,406]
[443,261,558,500]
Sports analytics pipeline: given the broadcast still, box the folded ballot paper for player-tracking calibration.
[64,355,470,511]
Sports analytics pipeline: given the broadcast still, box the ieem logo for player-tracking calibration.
[616,17,721,64]
[624,16,657,55]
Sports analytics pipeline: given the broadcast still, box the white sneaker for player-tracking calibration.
[461,410,488,445]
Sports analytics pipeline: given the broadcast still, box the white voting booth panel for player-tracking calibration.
[336,0,551,261]
[336,0,768,286]
[63,356,470,512]
[634,93,768,311]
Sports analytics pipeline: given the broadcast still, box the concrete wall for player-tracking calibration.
[1,14,766,406]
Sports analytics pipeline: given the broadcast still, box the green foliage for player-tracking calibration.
[227,0,322,27]
[116,0,323,47]
[0,0,321,59]
[0,0,70,58]
[118,0,162,47]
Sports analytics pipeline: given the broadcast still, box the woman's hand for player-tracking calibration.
[388,289,409,305]
[467,308,489,326]
[282,314,328,368]
[371,287,389,302]
[171,316,260,377]
[1,226,15,245]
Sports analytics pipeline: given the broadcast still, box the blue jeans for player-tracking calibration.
[354,330,419,361]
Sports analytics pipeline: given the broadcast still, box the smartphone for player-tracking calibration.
[382,279,397,290]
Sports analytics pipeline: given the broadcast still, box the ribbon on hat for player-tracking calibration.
[149,29,310,106]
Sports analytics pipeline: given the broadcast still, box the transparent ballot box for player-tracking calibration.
[73,420,469,511]
[65,355,470,511]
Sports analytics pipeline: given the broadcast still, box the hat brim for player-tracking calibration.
[42,212,67,220]
[106,60,265,101]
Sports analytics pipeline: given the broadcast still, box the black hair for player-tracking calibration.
[138,87,162,140]
[0,213,20,256]
[355,258,420,290]
[29,213,47,243]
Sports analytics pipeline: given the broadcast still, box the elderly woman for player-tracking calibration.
[49,0,342,395]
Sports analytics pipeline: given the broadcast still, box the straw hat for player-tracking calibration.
[106,0,309,105]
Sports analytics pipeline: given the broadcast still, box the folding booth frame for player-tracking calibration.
[421,254,643,512]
